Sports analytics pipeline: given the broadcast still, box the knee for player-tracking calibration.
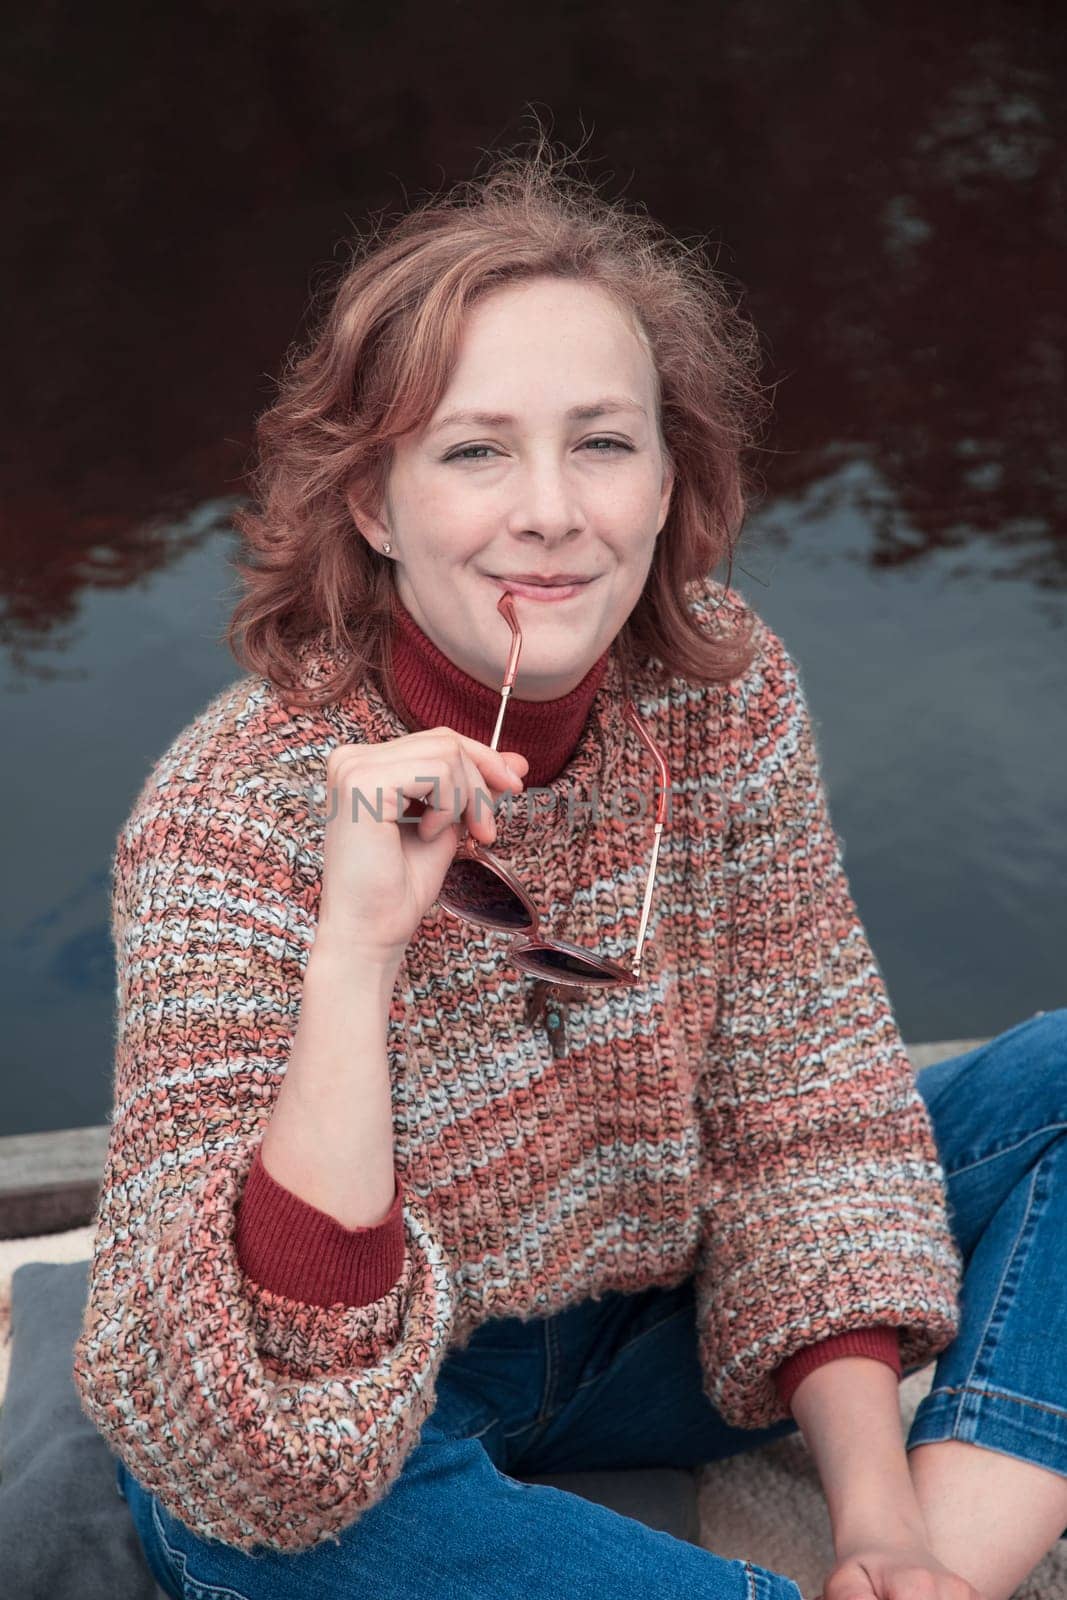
[1014,1009,1067,1122]
[1024,1007,1067,1067]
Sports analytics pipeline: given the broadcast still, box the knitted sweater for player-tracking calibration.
[72,573,963,1555]
[240,588,907,1396]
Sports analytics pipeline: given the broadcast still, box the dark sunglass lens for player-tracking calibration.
[440,859,529,929]
[519,946,613,982]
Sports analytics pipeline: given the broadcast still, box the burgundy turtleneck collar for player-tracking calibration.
[387,586,612,790]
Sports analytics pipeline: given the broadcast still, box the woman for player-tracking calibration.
[73,134,1067,1600]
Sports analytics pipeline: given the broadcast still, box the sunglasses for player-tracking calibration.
[433,589,669,989]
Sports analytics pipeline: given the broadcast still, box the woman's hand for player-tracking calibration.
[816,1535,989,1600]
[315,727,528,966]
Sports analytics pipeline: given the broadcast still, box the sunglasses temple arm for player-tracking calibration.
[630,821,664,980]
[625,699,671,982]
[489,685,513,753]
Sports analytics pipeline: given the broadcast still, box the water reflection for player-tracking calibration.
[1,4,1064,1131]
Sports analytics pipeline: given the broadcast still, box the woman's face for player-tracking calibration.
[349,276,674,701]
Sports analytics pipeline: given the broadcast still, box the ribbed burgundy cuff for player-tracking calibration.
[774,1326,902,1415]
[236,1142,406,1309]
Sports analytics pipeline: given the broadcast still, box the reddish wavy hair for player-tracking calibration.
[224,124,771,718]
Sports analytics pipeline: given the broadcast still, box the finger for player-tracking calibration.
[445,730,527,786]
[415,755,467,844]
[443,737,522,841]
[417,748,501,846]
[457,748,501,843]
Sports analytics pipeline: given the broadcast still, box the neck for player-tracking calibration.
[386,586,612,789]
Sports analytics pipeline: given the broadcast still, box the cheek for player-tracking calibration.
[406,511,494,567]
[601,471,664,527]
[604,514,661,569]
[417,491,498,552]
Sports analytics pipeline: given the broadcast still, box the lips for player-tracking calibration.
[488,576,597,603]
[495,575,593,586]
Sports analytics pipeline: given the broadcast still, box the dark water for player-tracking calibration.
[2,6,1064,1135]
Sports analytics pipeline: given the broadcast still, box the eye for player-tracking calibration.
[443,445,496,461]
[442,437,634,462]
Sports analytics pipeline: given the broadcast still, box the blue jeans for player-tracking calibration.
[115,1008,1067,1599]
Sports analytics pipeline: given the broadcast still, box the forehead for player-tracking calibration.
[441,278,654,398]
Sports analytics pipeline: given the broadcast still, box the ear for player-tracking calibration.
[345,484,390,553]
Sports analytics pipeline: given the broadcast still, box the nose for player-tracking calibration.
[504,457,587,545]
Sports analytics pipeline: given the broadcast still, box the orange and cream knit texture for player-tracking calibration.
[72,574,963,1555]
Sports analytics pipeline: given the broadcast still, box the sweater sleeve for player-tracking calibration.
[773,1326,902,1416]
[72,781,456,1555]
[693,617,962,1431]
[235,1142,406,1306]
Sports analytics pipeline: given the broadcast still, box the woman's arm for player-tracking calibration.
[259,940,400,1228]
[691,612,963,1432]
[72,777,456,1556]
[235,938,407,1309]
[790,1356,927,1556]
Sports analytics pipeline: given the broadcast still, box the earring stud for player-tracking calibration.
[382,542,391,554]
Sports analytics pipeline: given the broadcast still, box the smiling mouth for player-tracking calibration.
[486,575,599,601]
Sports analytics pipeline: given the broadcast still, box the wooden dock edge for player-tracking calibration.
[0,1039,993,1241]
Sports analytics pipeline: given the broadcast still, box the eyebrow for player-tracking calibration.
[429,396,647,433]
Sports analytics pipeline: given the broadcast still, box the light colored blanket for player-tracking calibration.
[0,1224,96,1401]
[2,1226,1064,1597]
[697,1364,1067,1597]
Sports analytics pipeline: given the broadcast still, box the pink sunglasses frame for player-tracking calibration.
[435,589,669,989]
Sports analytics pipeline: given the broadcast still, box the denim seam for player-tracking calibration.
[466,1415,499,1442]
[536,1312,561,1424]
[959,1156,1041,1397]
[151,1496,260,1597]
[502,1416,543,1441]
[919,1382,1067,1425]
[743,1558,803,1600]
[945,1120,1067,1179]
[149,1497,189,1596]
